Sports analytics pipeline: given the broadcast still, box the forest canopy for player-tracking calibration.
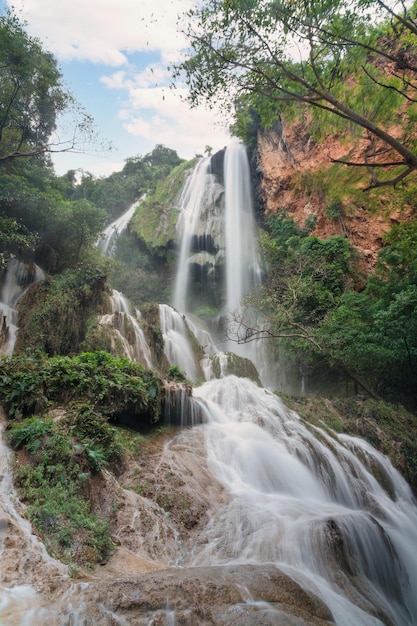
[174,0,417,188]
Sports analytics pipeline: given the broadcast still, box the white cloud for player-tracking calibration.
[120,88,230,159]
[5,0,232,174]
[99,63,231,159]
[7,0,193,65]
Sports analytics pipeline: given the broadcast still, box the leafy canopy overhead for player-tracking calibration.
[0,9,97,163]
[175,0,417,188]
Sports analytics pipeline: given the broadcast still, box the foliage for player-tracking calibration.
[60,145,184,223]
[258,213,355,325]
[0,9,95,162]
[7,414,115,568]
[0,153,108,273]
[111,231,172,305]
[130,159,194,255]
[165,365,188,383]
[175,0,417,187]
[0,350,162,425]
[0,215,38,268]
[245,212,417,405]
[14,259,111,355]
[1,350,167,569]
[316,219,417,404]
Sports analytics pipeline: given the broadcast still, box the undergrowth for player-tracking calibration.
[0,350,165,571]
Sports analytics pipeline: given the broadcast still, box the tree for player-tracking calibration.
[0,215,37,268]
[46,199,107,269]
[0,10,95,163]
[174,0,417,188]
[226,213,386,398]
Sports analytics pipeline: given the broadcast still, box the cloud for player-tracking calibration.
[102,68,231,159]
[7,0,192,65]
[5,0,232,174]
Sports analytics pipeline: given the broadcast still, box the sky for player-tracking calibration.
[2,0,231,177]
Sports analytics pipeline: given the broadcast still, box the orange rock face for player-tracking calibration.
[258,123,413,272]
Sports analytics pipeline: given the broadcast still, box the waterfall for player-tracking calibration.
[99,290,153,367]
[0,259,44,357]
[159,304,201,381]
[164,143,417,623]
[96,202,154,368]
[189,376,417,625]
[173,158,223,313]
[1,142,417,624]
[97,199,142,257]
[173,142,261,321]
[0,416,70,623]
[224,139,262,315]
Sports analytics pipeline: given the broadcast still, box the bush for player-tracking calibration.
[7,414,115,568]
[0,350,162,425]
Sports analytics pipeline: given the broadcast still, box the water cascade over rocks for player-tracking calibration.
[0,259,44,356]
[97,199,142,257]
[0,143,417,624]
[99,289,154,367]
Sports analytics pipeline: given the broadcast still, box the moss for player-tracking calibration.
[140,302,168,370]
[15,266,110,356]
[81,321,126,357]
[130,160,196,254]
[210,352,261,384]
[8,413,116,570]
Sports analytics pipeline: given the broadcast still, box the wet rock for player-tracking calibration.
[52,564,333,625]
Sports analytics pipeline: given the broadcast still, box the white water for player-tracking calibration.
[0,259,44,356]
[1,143,417,624]
[97,200,142,257]
[99,290,153,367]
[189,376,417,625]
[164,144,417,623]
[159,303,201,381]
[96,203,153,368]
[173,158,223,313]
[224,140,262,314]
[0,418,70,625]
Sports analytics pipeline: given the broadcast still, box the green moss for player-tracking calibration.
[7,414,116,569]
[210,352,261,384]
[130,160,196,254]
[81,320,127,357]
[140,302,169,371]
[15,263,110,356]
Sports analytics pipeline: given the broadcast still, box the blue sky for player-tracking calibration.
[2,0,231,177]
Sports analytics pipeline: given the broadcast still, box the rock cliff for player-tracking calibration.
[257,117,414,271]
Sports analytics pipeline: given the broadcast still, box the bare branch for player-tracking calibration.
[361,65,417,102]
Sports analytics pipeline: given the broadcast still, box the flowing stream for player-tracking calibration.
[163,142,417,624]
[190,377,417,625]
[0,144,416,624]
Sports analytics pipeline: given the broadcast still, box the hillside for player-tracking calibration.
[257,118,415,271]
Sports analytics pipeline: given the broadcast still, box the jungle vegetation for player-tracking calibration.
[1,1,417,570]
[175,0,417,407]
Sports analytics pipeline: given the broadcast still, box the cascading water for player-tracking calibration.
[173,157,224,313]
[224,139,262,315]
[159,303,201,381]
[189,376,417,625]
[96,201,154,368]
[162,143,417,623]
[99,289,153,367]
[97,200,142,257]
[0,259,44,357]
[1,143,417,624]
